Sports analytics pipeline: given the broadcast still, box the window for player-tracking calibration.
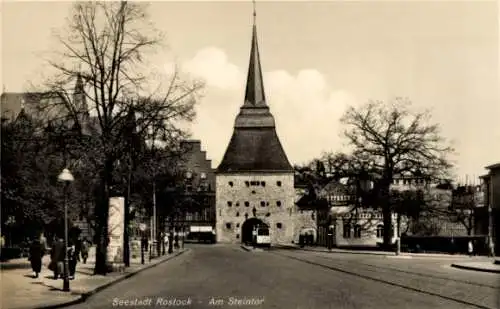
[227,201,232,207]
[250,181,260,186]
[235,202,239,207]
[252,190,256,194]
[276,223,282,229]
[376,225,384,238]
[236,234,240,239]
[261,181,266,187]
[354,225,362,238]
[226,223,232,229]
[277,181,282,187]
[257,228,269,236]
[265,212,270,217]
[343,224,351,238]
[245,201,250,207]
[229,181,234,187]
[261,201,266,207]
[245,181,250,187]
[236,223,240,228]
[236,212,240,217]
[276,201,282,207]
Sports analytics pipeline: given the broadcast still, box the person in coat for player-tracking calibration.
[68,241,78,279]
[80,238,89,264]
[50,237,65,279]
[29,239,45,278]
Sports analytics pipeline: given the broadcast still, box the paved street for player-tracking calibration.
[66,244,499,309]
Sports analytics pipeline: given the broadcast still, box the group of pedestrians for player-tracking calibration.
[28,234,90,280]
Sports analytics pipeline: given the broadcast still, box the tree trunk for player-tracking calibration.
[94,157,113,275]
[379,181,393,249]
[382,205,393,249]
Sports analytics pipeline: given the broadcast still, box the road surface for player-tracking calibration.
[68,244,499,309]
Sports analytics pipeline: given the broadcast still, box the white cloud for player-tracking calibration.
[179,47,357,168]
[182,47,244,89]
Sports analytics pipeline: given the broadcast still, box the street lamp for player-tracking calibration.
[58,168,74,292]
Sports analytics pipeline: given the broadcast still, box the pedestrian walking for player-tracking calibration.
[163,233,169,254]
[468,240,474,257]
[49,237,65,279]
[174,233,179,249]
[29,238,45,278]
[80,238,89,264]
[68,241,78,280]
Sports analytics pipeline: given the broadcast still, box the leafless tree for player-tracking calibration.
[33,2,203,274]
[338,98,454,248]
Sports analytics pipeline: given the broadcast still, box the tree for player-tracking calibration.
[34,2,203,274]
[338,98,453,248]
[1,113,85,241]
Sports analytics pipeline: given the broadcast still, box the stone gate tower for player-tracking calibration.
[215,8,295,245]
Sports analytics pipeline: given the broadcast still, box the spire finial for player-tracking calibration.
[252,0,256,25]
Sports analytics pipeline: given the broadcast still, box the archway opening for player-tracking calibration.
[241,218,267,244]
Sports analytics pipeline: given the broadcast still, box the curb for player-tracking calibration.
[385,255,412,259]
[240,245,251,252]
[451,263,500,274]
[30,249,188,309]
[277,245,480,259]
[276,245,392,257]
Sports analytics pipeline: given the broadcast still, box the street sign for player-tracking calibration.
[139,223,146,231]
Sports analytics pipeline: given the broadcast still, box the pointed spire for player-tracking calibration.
[74,71,88,115]
[243,1,266,107]
[74,72,84,95]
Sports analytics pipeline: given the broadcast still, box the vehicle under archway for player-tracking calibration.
[241,218,268,245]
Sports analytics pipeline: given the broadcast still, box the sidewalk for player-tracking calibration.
[1,247,188,309]
[274,244,485,259]
[451,260,500,274]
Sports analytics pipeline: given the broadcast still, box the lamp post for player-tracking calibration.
[58,168,74,292]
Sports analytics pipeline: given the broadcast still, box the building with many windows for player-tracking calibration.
[176,140,216,231]
[479,163,500,255]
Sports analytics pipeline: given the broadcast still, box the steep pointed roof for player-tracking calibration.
[73,72,88,114]
[243,20,266,107]
[216,8,292,174]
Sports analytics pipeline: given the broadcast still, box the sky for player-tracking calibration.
[1,1,499,180]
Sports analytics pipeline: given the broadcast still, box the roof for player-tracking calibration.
[243,24,266,107]
[216,12,292,174]
[216,127,292,173]
[319,180,352,197]
[485,163,500,170]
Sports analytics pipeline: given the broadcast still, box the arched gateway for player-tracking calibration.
[241,218,268,244]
